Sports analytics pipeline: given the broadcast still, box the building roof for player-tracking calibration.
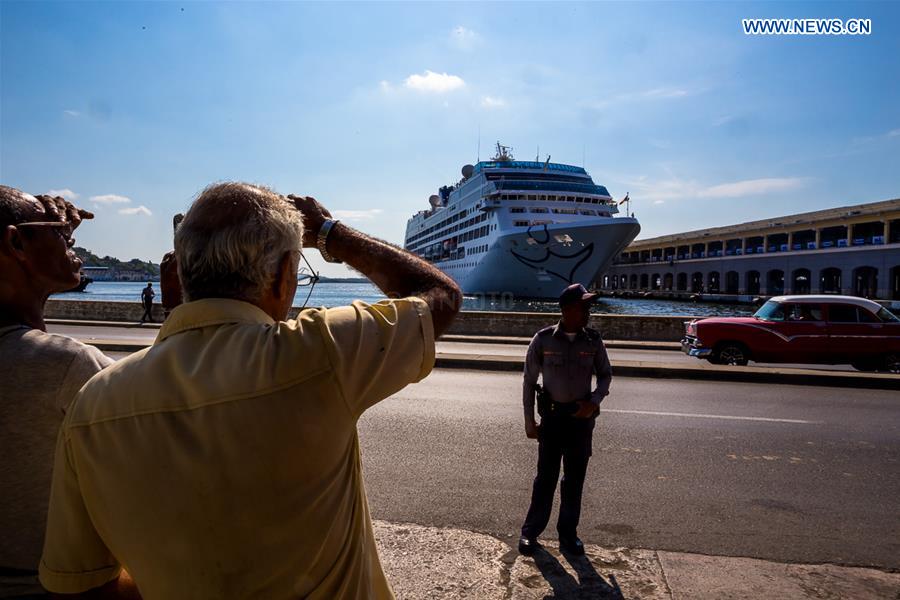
[628,198,900,249]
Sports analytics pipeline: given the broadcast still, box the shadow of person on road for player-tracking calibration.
[531,546,624,599]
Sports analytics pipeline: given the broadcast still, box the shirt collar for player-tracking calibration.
[552,321,585,339]
[157,298,276,343]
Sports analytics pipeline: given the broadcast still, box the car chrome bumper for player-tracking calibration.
[681,337,712,358]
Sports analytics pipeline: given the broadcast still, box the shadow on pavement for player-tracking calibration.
[532,547,624,599]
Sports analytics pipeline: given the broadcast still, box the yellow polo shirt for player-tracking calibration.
[39,297,434,599]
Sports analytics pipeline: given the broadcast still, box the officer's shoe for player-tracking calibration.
[518,536,540,556]
[559,536,585,556]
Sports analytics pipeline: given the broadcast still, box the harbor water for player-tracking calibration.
[53,281,755,317]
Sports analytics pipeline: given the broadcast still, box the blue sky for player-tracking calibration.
[2,1,898,276]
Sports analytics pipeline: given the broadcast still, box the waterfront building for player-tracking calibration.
[81,266,111,281]
[598,198,900,300]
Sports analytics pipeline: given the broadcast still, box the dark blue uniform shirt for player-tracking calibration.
[523,322,612,412]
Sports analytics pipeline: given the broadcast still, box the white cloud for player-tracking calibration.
[332,209,383,221]
[451,26,479,50]
[481,96,506,109]
[46,188,79,200]
[63,110,81,117]
[584,85,698,112]
[888,128,900,137]
[698,178,807,198]
[712,115,736,127]
[118,205,152,216]
[613,173,808,202]
[90,194,131,205]
[404,70,465,93]
[641,87,689,99]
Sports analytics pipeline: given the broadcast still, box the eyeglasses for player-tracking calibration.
[16,221,75,248]
[296,251,320,308]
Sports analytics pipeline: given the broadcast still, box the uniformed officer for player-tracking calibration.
[518,283,612,556]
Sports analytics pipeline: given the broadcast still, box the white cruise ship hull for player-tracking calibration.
[439,218,640,298]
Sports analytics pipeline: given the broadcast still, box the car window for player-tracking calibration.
[786,304,823,321]
[858,308,880,323]
[754,300,786,321]
[827,304,859,323]
[877,307,900,323]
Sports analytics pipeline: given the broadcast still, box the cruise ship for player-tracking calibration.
[403,144,641,298]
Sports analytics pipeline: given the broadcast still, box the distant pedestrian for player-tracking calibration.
[518,283,612,557]
[0,186,118,598]
[140,282,155,323]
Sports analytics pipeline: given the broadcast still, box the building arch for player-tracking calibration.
[707,271,720,293]
[651,273,661,290]
[767,269,785,295]
[820,267,841,294]
[852,266,878,298]
[691,272,704,293]
[725,271,740,295]
[676,272,688,291]
[640,273,649,289]
[746,271,761,295]
[629,274,638,289]
[891,266,900,300]
[663,273,674,291]
[791,268,811,295]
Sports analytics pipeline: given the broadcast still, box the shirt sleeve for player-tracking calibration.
[56,342,114,414]
[522,335,542,414]
[316,298,435,418]
[590,341,612,405]
[39,427,121,594]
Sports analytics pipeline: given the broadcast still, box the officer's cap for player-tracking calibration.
[559,283,598,307]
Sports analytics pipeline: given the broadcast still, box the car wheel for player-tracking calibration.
[713,343,749,366]
[881,353,900,374]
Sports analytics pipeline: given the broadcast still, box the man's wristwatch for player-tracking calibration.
[317,219,342,263]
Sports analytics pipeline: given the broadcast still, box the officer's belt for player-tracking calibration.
[536,385,578,417]
[545,399,578,416]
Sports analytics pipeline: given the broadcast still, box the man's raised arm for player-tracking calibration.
[290,195,462,337]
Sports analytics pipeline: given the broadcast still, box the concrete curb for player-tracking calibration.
[85,340,900,390]
[47,318,163,329]
[47,322,680,351]
[442,334,681,352]
[373,520,900,599]
[434,353,900,390]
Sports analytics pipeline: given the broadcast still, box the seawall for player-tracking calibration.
[44,299,690,341]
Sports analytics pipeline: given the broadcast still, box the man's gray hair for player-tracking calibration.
[175,182,304,302]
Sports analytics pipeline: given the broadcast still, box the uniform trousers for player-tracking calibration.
[521,413,595,540]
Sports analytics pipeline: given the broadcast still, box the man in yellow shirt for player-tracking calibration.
[39,182,461,599]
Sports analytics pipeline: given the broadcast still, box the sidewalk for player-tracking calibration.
[82,340,900,391]
[373,521,900,599]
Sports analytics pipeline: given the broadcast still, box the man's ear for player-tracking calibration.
[0,225,27,259]
[273,251,296,300]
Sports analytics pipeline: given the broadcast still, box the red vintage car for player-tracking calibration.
[682,295,900,372]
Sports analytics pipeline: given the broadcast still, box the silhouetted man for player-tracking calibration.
[0,186,119,598]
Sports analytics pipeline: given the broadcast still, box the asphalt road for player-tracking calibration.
[358,370,900,571]
[48,323,858,372]
[60,324,899,568]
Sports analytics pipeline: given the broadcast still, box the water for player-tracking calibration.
[53,281,755,317]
